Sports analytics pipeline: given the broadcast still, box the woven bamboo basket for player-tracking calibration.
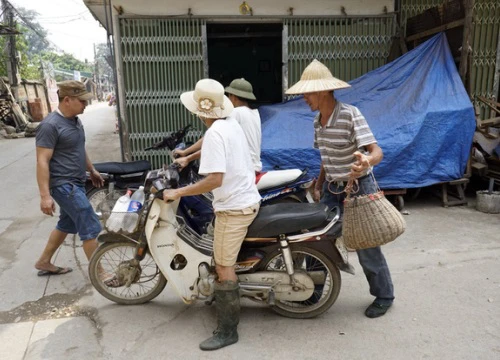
[343,188,406,250]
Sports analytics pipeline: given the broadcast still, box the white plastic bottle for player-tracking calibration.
[128,186,145,212]
[123,186,145,233]
[106,190,132,232]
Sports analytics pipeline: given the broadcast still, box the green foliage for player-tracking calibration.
[16,7,52,56]
[0,24,42,80]
[95,43,114,83]
[1,6,96,81]
[40,51,93,73]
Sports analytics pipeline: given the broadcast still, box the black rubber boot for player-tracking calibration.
[199,281,240,351]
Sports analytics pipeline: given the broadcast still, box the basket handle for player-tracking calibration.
[344,168,381,199]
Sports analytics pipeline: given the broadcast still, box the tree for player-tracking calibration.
[0,6,51,80]
[41,51,93,73]
[95,43,114,83]
[0,23,42,80]
[15,7,52,57]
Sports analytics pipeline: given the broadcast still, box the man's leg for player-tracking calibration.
[355,176,395,318]
[35,229,70,273]
[200,264,240,351]
[200,204,258,351]
[357,247,394,318]
[82,238,99,261]
[216,264,237,282]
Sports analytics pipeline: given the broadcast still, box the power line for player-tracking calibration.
[41,16,87,25]
[36,11,87,20]
[4,0,49,45]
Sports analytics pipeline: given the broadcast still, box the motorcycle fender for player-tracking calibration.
[303,239,355,275]
[301,240,345,266]
[147,199,212,304]
[239,271,314,301]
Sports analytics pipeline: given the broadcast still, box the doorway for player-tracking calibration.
[207,23,283,106]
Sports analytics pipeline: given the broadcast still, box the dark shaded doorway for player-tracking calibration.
[207,23,283,106]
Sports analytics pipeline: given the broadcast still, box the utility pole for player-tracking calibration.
[94,43,101,101]
[2,0,20,90]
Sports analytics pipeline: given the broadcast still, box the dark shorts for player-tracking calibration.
[50,183,101,241]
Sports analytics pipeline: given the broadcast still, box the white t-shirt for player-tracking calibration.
[231,106,262,172]
[199,117,261,212]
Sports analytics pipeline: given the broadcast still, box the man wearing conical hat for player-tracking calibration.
[286,60,395,318]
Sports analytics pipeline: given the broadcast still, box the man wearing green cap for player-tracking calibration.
[174,78,262,172]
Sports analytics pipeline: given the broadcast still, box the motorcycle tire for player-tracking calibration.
[89,241,168,305]
[262,245,341,319]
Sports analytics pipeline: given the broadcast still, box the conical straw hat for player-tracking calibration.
[285,59,351,95]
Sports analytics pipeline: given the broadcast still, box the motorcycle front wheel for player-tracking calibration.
[86,187,126,219]
[89,241,167,305]
[263,245,341,319]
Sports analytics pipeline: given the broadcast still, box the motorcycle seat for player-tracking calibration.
[93,160,151,175]
[246,203,329,238]
[256,169,303,190]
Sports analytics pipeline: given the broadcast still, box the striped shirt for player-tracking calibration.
[314,101,377,182]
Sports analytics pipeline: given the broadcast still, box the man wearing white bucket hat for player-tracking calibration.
[286,59,395,318]
[163,78,261,350]
[173,78,262,172]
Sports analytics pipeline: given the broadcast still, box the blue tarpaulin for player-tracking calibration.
[259,33,476,189]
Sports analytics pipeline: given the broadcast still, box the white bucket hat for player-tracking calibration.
[285,59,351,95]
[180,79,234,119]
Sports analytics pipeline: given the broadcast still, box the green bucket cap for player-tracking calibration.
[225,78,256,100]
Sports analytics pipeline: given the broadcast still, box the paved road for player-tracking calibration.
[0,103,499,360]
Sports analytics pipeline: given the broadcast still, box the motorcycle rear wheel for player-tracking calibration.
[89,241,167,305]
[263,245,341,319]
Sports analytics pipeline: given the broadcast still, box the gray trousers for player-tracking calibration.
[321,176,395,305]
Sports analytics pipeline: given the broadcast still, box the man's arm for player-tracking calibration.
[174,137,204,158]
[85,151,104,187]
[163,173,223,202]
[174,150,201,169]
[36,147,56,216]
[313,164,326,202]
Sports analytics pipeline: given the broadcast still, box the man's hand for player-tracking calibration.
[313,187,322,202]
[350,151,370,178]
[40,195,56,216]
[173,148,187,158]
[173,156,190,169]
[311,178,322,202]
[163,189,181,203]
[90,169,105,187]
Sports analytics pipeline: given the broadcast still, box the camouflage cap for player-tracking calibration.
[57,80,93,101]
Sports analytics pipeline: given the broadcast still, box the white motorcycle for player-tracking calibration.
[88,165,352,318]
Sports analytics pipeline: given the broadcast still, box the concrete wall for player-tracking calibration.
[14,80,51,121]
[109,0,393,17]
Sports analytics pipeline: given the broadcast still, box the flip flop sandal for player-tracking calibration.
[37,266,73,276]
[104,276,124,288]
